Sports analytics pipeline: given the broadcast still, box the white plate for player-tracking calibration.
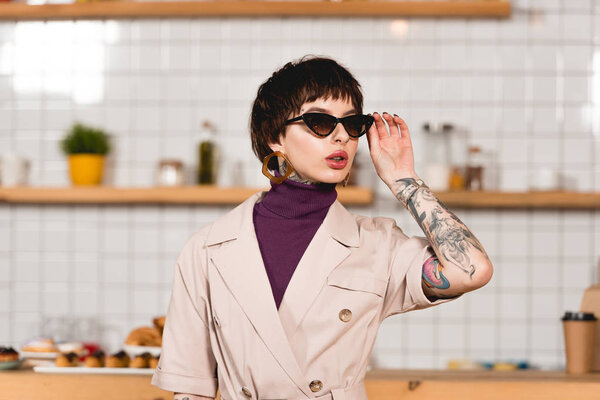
[34,366,155,375]
[123,345,161,357]
[20,351,59,359]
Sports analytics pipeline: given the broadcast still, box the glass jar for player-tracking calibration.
[421,122,453,191]
[156,159,185,186]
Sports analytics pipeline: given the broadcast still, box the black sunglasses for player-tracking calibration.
[285,112,375,138]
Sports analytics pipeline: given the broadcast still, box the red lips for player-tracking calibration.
[326,150,348,160]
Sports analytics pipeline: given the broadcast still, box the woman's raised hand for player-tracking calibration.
[365,112,419,186]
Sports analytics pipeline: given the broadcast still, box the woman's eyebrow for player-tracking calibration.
[303,107,357,116]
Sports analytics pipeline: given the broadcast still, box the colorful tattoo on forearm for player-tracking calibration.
[393,177,489,280]
[422,254,450,289]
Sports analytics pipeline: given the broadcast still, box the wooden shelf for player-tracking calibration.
[435,190,600,210]
[0,185,374,205]
[0,186,598,209]
[0,1,512,21]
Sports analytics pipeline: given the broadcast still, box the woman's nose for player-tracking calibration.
[331,122,350,143]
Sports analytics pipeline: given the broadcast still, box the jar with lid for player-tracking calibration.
[420,122,453,191]
[465,146,485,190]
[196,120,218,185]
[156,159,185,186]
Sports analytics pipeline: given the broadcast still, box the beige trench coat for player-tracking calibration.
[151,191,460,400]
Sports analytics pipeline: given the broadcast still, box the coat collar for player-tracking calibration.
[206,191,360,248]
[206,191,359,397]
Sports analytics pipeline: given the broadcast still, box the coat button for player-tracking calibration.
[309,379,323,392]
[241,386,252,397]
[213,314,221,327]
[339,308,352,322]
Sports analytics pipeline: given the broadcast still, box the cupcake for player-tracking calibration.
[106,350,130,368]
[84,350,105,368]
[55,352,79,367]
[149,354,160,369]
[129,352,152,368]
[0,347,19,362]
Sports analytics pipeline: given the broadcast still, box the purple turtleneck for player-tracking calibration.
[253,170,338,310]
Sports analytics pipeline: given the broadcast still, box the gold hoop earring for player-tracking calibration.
[262,151,295,184]
[342,172,350,187]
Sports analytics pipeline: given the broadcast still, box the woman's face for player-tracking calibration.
[269,97,359,184]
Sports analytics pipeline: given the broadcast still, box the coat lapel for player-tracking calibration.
[205,191,359,397]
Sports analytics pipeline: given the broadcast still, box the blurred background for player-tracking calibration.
[0,0,598,373]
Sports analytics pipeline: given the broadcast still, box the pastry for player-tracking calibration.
[149,354,159,369]
[55,352,79,367]
[129,352,152,368]
[106,350,130,368]
[21,337,58,353]
[153,316,166,335]
[125,326,162,347]
[84,350,105,368]
[57,341,83,356]
[0,347,19,362]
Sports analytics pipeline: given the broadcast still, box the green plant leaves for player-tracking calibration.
[60,122,111,155]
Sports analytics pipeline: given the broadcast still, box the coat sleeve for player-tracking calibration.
[380,220,462,321]
[151,238,218,397]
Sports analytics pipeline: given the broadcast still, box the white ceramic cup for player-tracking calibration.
[0,153,30,187]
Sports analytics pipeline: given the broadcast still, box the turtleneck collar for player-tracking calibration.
[257,169,338,219]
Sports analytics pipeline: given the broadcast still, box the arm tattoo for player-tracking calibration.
[422,254,450,289]
[393,177,490,281]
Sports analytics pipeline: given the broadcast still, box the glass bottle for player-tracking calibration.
[196,120,218,185]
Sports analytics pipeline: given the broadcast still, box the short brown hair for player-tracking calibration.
[250,55,364,170]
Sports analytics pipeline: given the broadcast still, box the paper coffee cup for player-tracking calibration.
[562,311,597,374]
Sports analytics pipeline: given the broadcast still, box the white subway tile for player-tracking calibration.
[131,20,162,41]
[500,167,529,191]
[530,44,559,73]
[532,229,560,257]
[499,319,527,349]
[533,259,561,289]
[438,322,466,350]
[528,12,561,41]
[561,258,594,289]
[467,19,498,41]
[531,292,562,319]
[14,282,40,313]
[562,14,592,41]
[407,19,436,41]
[563,138,592,165]
[563,45,593,73]
[469,44,497,72]
[531,105,560,136]
[436,19,467,41]
[468,323,496,351]
[437,44,467,72]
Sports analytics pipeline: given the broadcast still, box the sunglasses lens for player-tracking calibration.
[303,113,337,136]
[343,115,373,137]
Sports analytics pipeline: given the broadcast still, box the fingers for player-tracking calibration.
[382,112,400,136]
[392,114,412,144]
[372,112,389,140]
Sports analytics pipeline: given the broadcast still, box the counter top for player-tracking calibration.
[366,367,600,382]
[3,366,600,400]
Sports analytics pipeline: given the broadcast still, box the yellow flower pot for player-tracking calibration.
[68,154,105,186]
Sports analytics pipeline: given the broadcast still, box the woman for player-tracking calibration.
[152,56,493,400]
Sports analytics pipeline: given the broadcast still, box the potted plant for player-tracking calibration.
[60,122,111,186]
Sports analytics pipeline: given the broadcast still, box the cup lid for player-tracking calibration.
[561,311,597,321]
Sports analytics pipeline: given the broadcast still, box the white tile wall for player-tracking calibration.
[0,0,599,371]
